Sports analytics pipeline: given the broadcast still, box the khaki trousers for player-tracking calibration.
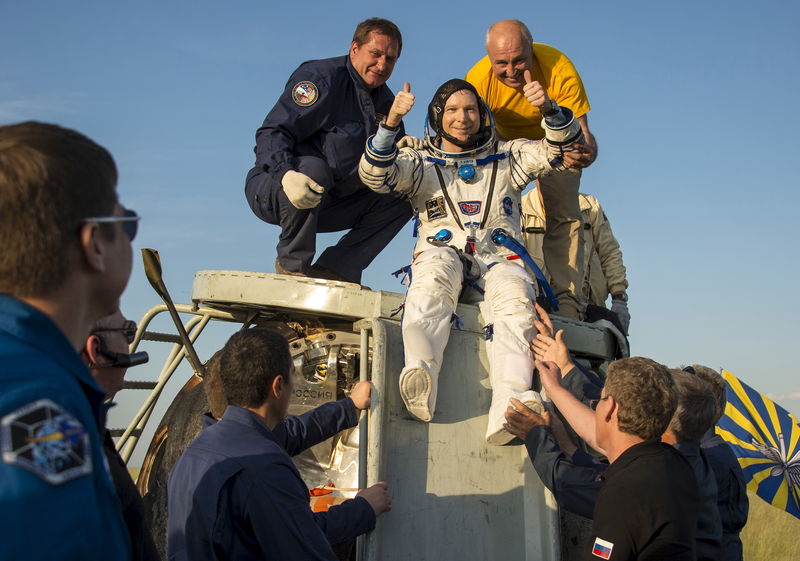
[538,168,584,320]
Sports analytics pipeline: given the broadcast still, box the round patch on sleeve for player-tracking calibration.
[292,81,319,107]
[1,398,92,485]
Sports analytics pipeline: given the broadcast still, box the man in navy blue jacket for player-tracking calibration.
[245,17,412,284]
[0,122,137,560]
[688,365,749,561]
[167,328,391,560]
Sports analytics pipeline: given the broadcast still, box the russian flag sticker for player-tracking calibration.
[592,537,614,559]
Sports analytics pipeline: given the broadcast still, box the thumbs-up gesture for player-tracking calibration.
[521,70,549,109]
[386,82,415,128]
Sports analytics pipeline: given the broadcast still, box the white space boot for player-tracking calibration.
[399,364,438,422]
[485,389,545,445]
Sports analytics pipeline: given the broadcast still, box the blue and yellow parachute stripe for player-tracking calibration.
[716,369,800,519]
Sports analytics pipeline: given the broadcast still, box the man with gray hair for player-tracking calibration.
[467,20,597,320]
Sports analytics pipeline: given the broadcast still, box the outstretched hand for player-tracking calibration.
[522,70,549,108]
[503,397,550,439]
[349,381,372,411]
[357,482,392,516]
[532,330,572,374]
[386,82,414,128]
[535,359,562,393]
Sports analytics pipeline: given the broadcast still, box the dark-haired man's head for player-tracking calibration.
[685,364,727,423]
[218,328,294,426]
[666,368,719,443]
[0,121,127,297]
[349,18,402,90]
[202,349,227,419]
[0,121,135,346]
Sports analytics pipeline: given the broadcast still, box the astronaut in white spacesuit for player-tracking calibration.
[358,78,583,444]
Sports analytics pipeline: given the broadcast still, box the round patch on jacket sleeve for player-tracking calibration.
[292,81,319,107]
[1,399,92,485]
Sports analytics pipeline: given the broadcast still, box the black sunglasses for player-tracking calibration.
[83,208,140,242]
[92,320,138,344]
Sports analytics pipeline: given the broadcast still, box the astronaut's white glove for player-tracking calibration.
[610,296,630,335]
[397,135,424,150]
[281,170,324,210]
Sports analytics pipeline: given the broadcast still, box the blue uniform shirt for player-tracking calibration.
[0,295,131,560]
[702,434,748,561]
[247,54,403,190]
[167,401,375,560]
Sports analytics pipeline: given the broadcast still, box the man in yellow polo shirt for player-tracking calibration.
[467,19,597,320]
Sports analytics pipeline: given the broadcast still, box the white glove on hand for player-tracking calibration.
[281,170,324,210]
[611,297,631,335]
[397,135,424,150]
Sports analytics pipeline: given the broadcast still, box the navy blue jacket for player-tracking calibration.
[702,434,748,561]
[0,295,131,560]
[167,401,374,560]
[673,441,722,561]
[247,55,402,189]
[525,425,605,518]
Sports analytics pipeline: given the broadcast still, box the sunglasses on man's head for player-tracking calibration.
[83,208,140,242]
[92,320,138,344]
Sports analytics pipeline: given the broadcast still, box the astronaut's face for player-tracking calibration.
[441,90,481,144]
[487,32,533,89]
[350,32,400,90]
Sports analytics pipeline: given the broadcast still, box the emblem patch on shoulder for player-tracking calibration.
[458,201,482,216]
[591,537,614,559]
[1,399,92,485]
[502,196,514,216]
[292,81,319,107]
[426,197,447,220]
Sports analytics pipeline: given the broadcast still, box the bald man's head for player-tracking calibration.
[485,20,534,89]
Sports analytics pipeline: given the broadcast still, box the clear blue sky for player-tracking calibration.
[3,0,800,436]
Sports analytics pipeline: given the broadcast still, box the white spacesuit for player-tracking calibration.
[358,79,582,444]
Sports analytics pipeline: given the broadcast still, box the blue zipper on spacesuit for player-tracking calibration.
[490,228,560,312]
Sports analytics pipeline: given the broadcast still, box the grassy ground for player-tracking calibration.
[741,490,800,560]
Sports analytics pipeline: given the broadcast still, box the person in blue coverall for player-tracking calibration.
[0,122,138,560]
[245,17,412,284]
[167,328,391,560]
[687,365,749,561]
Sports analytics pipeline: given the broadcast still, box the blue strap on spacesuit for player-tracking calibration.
[490,228,560,311]
[392,265,412,285]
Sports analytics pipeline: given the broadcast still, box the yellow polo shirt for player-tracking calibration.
[466,42,591,140]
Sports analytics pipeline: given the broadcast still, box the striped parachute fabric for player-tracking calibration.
[716,369,800,518]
